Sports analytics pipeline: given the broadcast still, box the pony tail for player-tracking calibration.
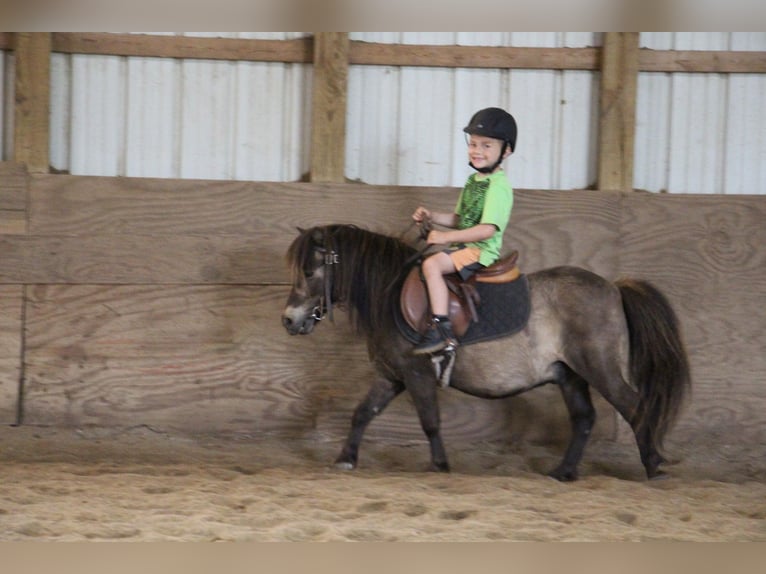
[616,278,691,455]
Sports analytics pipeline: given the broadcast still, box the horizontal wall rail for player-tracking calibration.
[2,33,764,72]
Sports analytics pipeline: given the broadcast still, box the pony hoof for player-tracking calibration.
[428,462,450,473]
[648,470,669,481]
[548,468,578,482]
[334,461,356,471]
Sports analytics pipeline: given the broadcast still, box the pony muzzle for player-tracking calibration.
[282,306,318,335]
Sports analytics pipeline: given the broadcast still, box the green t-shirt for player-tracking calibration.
[455,170,513,267]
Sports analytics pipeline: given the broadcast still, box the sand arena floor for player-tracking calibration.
[0,424,763,541]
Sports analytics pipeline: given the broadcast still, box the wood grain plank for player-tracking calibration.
[0,162,28,235]
[0,162,28,210]
[22,284,614,443]
[15,183,622,285]
[0,286,23,424]
[620,192,766,443]
[28,175,455,236]
[11,175,766,447]
[0,216,26,236]
[24,285,327,430]
[0,234,278,284]
[29,176,624,247]
[505,189,622,277]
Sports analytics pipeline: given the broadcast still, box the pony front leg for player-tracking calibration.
[406,372,450,472]
[334,378,404,470]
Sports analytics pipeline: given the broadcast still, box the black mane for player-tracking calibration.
[287,225,417,334]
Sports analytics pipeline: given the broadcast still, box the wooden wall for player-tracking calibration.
[1,166,764,447]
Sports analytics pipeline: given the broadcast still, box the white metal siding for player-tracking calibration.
[2,33,765,193]
[346,32,601,189]
[725,33,766,195]
[635,32,766,194]
[50,32,312,181]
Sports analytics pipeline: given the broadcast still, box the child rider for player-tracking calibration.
[411,107,516,355]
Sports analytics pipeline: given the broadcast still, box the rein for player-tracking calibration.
[402,217,433,268]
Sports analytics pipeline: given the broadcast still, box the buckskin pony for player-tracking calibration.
[281,224,690,481]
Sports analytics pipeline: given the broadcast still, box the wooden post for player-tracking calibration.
[597,33,639,191]
[13,33,51,174]
[309,33,349,183]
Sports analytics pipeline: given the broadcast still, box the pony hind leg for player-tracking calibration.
[602,387,667,479]
[549,364,596,482]
[585,369,666,480]
[335,377,405,470]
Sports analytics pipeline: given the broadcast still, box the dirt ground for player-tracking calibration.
[0,424,763,542]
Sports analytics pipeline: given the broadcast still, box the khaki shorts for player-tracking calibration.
[447,246,483,280]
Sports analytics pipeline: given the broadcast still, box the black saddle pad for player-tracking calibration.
[461,274,530,345]
[395,275,531,346]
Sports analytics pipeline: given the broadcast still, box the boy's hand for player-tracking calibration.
[413,207,433,241]
[412,206,431,223]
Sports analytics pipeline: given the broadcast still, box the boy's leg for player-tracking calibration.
[413,252,459,355]
[421,251,455,316]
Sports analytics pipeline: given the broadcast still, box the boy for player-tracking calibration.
[411,107,516,355]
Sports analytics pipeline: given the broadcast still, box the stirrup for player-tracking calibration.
[413,337,455,356]
[431,349,457,388]
[412,325,458,356]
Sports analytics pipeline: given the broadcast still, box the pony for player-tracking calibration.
[281,224,690,481]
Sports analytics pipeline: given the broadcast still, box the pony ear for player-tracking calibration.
[296,226,306,234]
[310,227,325,246]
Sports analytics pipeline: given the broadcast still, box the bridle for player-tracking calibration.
[311,239,340,324]
[307,220,431,324]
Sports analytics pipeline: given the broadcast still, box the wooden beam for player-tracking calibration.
[350,42,600,70]
[21,33,763,75]
[51,33,313,64]
[638,48,766,74]
[597,33,639,192]
[13,33,51,174]
[309,33,350,183]
[48,34,599,70]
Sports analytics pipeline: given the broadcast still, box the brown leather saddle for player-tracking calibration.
[400,250,520,338]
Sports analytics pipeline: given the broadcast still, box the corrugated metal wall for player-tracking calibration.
[2,32,765,193]
[346,32,600,190]
[636,32,766,194]
[49,32,313,181]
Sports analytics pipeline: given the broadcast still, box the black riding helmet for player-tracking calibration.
[463,107,517,173]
